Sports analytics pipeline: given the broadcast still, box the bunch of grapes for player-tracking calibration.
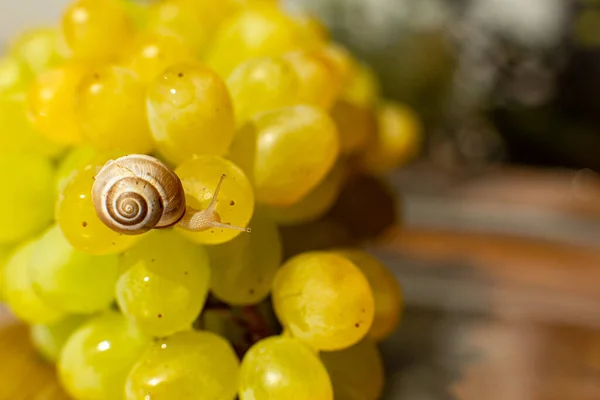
[0,0,422,399]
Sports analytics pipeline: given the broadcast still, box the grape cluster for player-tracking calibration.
[0,0,422,399]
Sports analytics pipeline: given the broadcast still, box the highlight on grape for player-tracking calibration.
[0,0,422,399]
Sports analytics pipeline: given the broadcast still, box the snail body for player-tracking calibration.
[92,154,250,235]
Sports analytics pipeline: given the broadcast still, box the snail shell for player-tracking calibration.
[92,154,186,235]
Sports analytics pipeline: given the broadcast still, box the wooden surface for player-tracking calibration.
[3,165,600,400]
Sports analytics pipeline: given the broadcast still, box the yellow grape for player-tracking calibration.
[239,336,333,400]
[175,155,254,245]
[226,56,301,127]
[267,162,346,225]
[117,229,211,337]
[359,101,423,174]
[333,249,403,341]
[146,61,235,165]
[206,212,282,305]
[331,100,377,155]
[341,61,381,108]
[76,65,154,153]
[229,105,339,207]
[54,145,96,198]
[3,240,65,324]
[272,251,375,351]
[29,224,120,313]
[126,330,239,400]
[0,154,54,244]
[56,152,141,255]
[206,4,306,76]
[118,33,195,85]
[59,311,150,400]
[0,56,31,94]
[320,338,385,400]
[284,50,341,110]
[118,0,150,30]
[30,314,89,362]
[27,63,88,145]
[292,13,329,49]
[319,43,354,89]
[62,0,134,61]
[0,93,65,158]
[9,27,69,75]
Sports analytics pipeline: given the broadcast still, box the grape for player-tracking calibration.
[0,93,65,158]
[333,249,403,341]
[272,251,375,351]
[118,0,150,30]
[226,56,301,126]
[292,14,329,49]
[9,27,69,75]
[55,145,96,198]
[125,330,239,400]
[62,0,134,61]
[0,56,31,94]
[320,338,384,400]
[56,153,141,255]
[206,211,282,305]
[29,224,120,313]
[175,155,254,245]
[319,44,354,89]
[146,61,235,165]
[58,311,150,400]
[0,154,54,244]
[359,101,422,174]
[284,50,341,110]
[267,162,346,225]
[229,105,339,207]
[239,336,333,400]
[3,240,65,324]
[0,244,14,301]
[118,33,195,85]
[30,314,89,362]
[206,4,306,76]
[331,100,377,155]
[117,229,211,337]
[341,61,380,108]
[27,63,88,145]
[76,65,154,153]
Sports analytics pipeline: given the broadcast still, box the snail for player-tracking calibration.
[92,154,250,235]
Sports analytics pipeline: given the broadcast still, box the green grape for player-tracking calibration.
[55,145,97,198]
[226,56,301,126]
[284,50,341,110]
[0,93,65,158]
[0,245,14,301]
[62,0,134,61]
[56,153,141,255]
[331,100,377,155]
[118,33,195,85]
[0,56,31,94]
[126,330,239,400]
[9,27,70,75]
[0,154,54,244]
[341,61,381,108]
[206,212,281,305]
[146,61,235,165]
[29,224,120,313]
[117,229,211,337]
[333,249,403,341]
[359,101,422,174]
[76,65,154,153]
[272,251,375,351]
[320,338,384,400]
[27,63,88,145]
[206,4,306,76]
[30,314,89,362]
[3,240,65,324]
[239,336,333,400]
[267,162,346,225]
[59,311,150,400]
[175,155,254,244]
[229,105,339,207]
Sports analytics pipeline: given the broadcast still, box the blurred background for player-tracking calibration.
[3,0,600,399]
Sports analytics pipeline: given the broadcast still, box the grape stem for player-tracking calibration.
[177,174,251,233]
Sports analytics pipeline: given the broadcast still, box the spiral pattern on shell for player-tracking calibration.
[92,154,186,235]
